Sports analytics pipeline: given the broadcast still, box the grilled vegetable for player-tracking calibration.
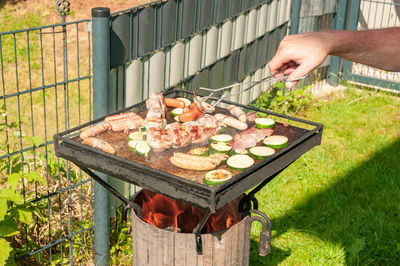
[135,140,151,157]
[263,135,288,149]
[249,146,275,160]
[210,142,232,155]
[227,105,246,123]
[203,169,233,185]
[82,137,115,155]
[177,97,191,107]
[210,134,233,143]
[255,118,275,129]
[231,149,249,155]
[128,139,141,152]
[215,113,248,130]
[165,98,185,108]
[188,147,209,156]
[169,152,221,171]
[139,126,147,136]
[171,108,184,117]
[128,131,143,141]
[227,154,254,171]
[209,152,229,162]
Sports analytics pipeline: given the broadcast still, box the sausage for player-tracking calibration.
[164,98,185,108]
[105,112,144,132]
[215,113,248,130]
[82,137,116,154]
[227,105,247,123]
[80,122,111,139]
[178,103,203,122]
[170,152,221,170]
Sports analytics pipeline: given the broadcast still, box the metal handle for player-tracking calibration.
[248,209,272,256]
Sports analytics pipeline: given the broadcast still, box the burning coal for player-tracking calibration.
[134,189,242,233]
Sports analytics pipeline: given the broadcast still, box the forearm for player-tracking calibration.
[326,28,400,71]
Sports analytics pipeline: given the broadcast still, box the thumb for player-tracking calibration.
[284,63,312,89]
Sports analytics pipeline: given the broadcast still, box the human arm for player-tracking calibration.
[268,27,400,88]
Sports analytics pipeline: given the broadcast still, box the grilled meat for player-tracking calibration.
[143,93,167,129]
[231,126,274,151]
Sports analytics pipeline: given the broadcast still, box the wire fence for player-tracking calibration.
[0,18,94,265]
[0,0,398,265]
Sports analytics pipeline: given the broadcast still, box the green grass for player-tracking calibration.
[249,88,400,265]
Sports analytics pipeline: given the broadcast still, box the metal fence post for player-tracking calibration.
[92,7,110,266]
[327,0,349,86]
[289,0,302,35]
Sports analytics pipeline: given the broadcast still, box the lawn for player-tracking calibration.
[249,88,400,265]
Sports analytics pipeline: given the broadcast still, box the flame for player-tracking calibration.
[135,189,242,233]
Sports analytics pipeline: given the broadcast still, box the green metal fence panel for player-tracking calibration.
[0,18,94,265]
[342,0,400,91]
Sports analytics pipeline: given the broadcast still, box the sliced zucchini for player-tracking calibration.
[171,108,184,117]
[249,146,275,160]
[209,152,229,163]
[203,169,233,186]
[173,115,182,123]
[128,131,143,141]
[263,135,288,149]
[231,149,249,156]
[210,134,233,143]
[255,118,275,129]
[177,97,191,107]
[128,139,141,152]
[220,124,227,133]
[135,140,151,157]
[139,126,147,136]
[227,154,254,171]
[209,142,232,155]
[188,147,209,156]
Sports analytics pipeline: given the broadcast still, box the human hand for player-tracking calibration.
[268,32,331,88]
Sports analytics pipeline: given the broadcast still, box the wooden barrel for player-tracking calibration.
[132,212,251,266]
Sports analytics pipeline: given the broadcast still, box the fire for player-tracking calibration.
[134,189,242,233]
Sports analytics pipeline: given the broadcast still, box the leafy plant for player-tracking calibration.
[0,171,45,265]
[253,82,313,116]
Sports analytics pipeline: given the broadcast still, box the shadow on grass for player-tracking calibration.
[251,139,400,265]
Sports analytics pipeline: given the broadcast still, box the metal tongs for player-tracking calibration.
[194,70,309,113]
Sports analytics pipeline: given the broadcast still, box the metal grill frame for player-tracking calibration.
[54,89,323,213]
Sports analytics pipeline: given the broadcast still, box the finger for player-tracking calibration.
[285,64,312,88]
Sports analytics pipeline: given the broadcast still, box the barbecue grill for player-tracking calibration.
[54,88,323,253]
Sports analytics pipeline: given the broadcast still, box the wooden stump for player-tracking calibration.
[132,212,251,266]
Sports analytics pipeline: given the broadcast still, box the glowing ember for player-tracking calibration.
[134,189,242,233]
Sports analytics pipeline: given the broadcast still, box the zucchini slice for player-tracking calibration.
[227,154,254,171]
[263,135,288,149]
[128,131,143,141]
[209,142,232,154]
[209,152,229,162]
[203,169,233,186]
[231,149,249,156]
[173,115,182,123]
[135,140,151,157]
[188,147,209,156]
[128,139,141,152]
[139,126,147,136]
[249,146,275,160]
[177,97,191,107]
[255,118,275,129]
[210,134,233,143]
[171,108,184,117]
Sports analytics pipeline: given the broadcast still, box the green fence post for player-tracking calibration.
[289,0,302,35]
[92,7,110,266]
[327,0,349,86]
